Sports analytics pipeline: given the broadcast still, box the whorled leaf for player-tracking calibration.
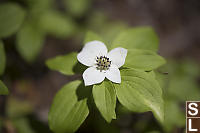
[111,27,159,52]
[46,52,87,75]
[0,3,25,38]
[48,80,89,133]
[124,49,166,71]
[0,80,9,95]
[93,80,116,123]
[16,20,45,63]
[114,69,164,123]
[0,41,6,75]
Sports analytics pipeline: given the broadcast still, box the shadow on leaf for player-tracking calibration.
[73,62,87,74]
[76,81,92,101]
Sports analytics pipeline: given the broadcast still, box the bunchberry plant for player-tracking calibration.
[46,27,166,133]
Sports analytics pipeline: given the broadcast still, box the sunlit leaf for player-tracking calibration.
[0,41,6,75]
[114,69,164,123]
[124,49,166,71]
[112,27,159,52]
[49,80,89,133]
[0,80,9,95]
[16,20,45,63]
[46,52,86,75]
[93,80,116,122]
[0,3,25,38]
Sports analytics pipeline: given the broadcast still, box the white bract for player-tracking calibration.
[77,40,127,86]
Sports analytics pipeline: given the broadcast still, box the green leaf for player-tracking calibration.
[0,3,25,38]
[0,80,9,95]
[111,27,159,52]
[114,69,164,123]
[93,80,116,123]
[168,74,200,101]
[39,11,77,38]
[0,41,6,75]
[84,31,104,44]
[64,0,91,17]
[48,80,89,133]
[99,22,128,49]
[27,0,52,15]
[124,49,166,71]
[13,118,35,133]
[6,97,33,118]
[46,52,86,75]
[163,100,185,133]
[164,60,200,101]
[16,20,45,63]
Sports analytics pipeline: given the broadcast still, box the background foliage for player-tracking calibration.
[0,0,200,133]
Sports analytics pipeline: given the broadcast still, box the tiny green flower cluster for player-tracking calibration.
[96,56,111,71]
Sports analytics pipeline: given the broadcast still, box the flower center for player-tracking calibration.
[96,56,111,71]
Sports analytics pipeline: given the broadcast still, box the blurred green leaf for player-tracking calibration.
[46,52,86,75]
[6,97,33,118]
[0,80,9,95]
[99,22,128,49]
[84,31,104,44]
[86,12,128,49]
[13,118,35,133]
[181,59,200,77]
[39,11,77,38]
[163,100,185,133]
[168,75,200,101]
[64,0,91,17]
[16,20,45,63]
[86,11,108,30]
[124,49,166,71]
[164,60,200,101]
[111,27,159,52]
[0,41,6,75]
[48,80,89,133]
[114,69,164,123]
[93,80,116,123]
[0,3,25,38]
[26,0,52,15]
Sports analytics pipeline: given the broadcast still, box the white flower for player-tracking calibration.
[77,40,127,86]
